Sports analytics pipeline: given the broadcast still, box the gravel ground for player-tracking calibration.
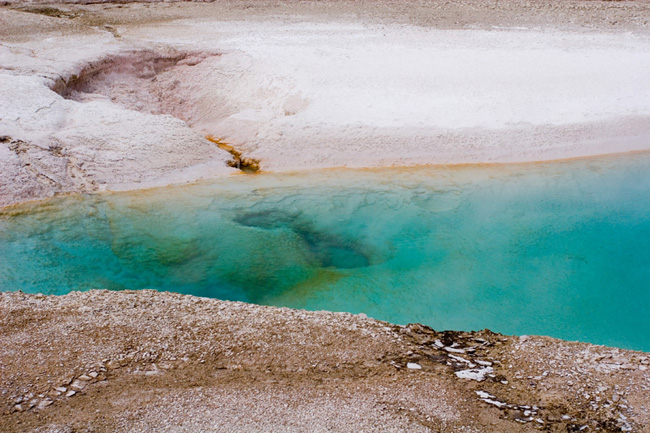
[1,290,649,432]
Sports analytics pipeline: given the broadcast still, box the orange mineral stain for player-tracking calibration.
[206,135,260,174]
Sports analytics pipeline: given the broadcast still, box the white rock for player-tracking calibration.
[449,354,473,366]
[475,391,494,399]
[70,380,86,390]
[455,366,494,381]
[407,362,422,370]
[37,399,53,409]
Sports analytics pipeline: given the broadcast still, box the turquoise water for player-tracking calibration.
[2,153,650,351]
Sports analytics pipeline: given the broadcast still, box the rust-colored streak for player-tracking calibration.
[206,135,260,174]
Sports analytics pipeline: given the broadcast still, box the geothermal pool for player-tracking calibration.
[2,153,650,351]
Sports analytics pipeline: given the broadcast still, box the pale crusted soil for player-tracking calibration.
[2,0,650,208]
[1,290,649,432]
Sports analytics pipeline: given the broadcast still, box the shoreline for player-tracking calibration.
[2,147,650,213]
[0,148,644,214]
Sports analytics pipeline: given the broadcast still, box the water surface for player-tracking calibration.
[2,153,649,351]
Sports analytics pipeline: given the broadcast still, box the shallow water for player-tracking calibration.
[2,153,650,351]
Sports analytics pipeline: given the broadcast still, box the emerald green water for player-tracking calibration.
[2,153,650,351]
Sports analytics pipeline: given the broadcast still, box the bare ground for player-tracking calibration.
[5,0,650,33]
[1,290,649,432]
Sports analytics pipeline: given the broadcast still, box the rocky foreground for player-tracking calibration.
[1,290,649,432]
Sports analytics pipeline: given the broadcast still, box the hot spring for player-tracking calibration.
[2,153,649,351]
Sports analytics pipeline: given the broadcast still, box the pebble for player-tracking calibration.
[407,362,422,370]
[70,380,86,390]
[37,399,53,409]
[66,390,77,397]
[106,360,120,370]
[449,354,474,366]
[455,366,493,381]
[482,398,507,408]
[54,387,67,393]
[89,371,99,378]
